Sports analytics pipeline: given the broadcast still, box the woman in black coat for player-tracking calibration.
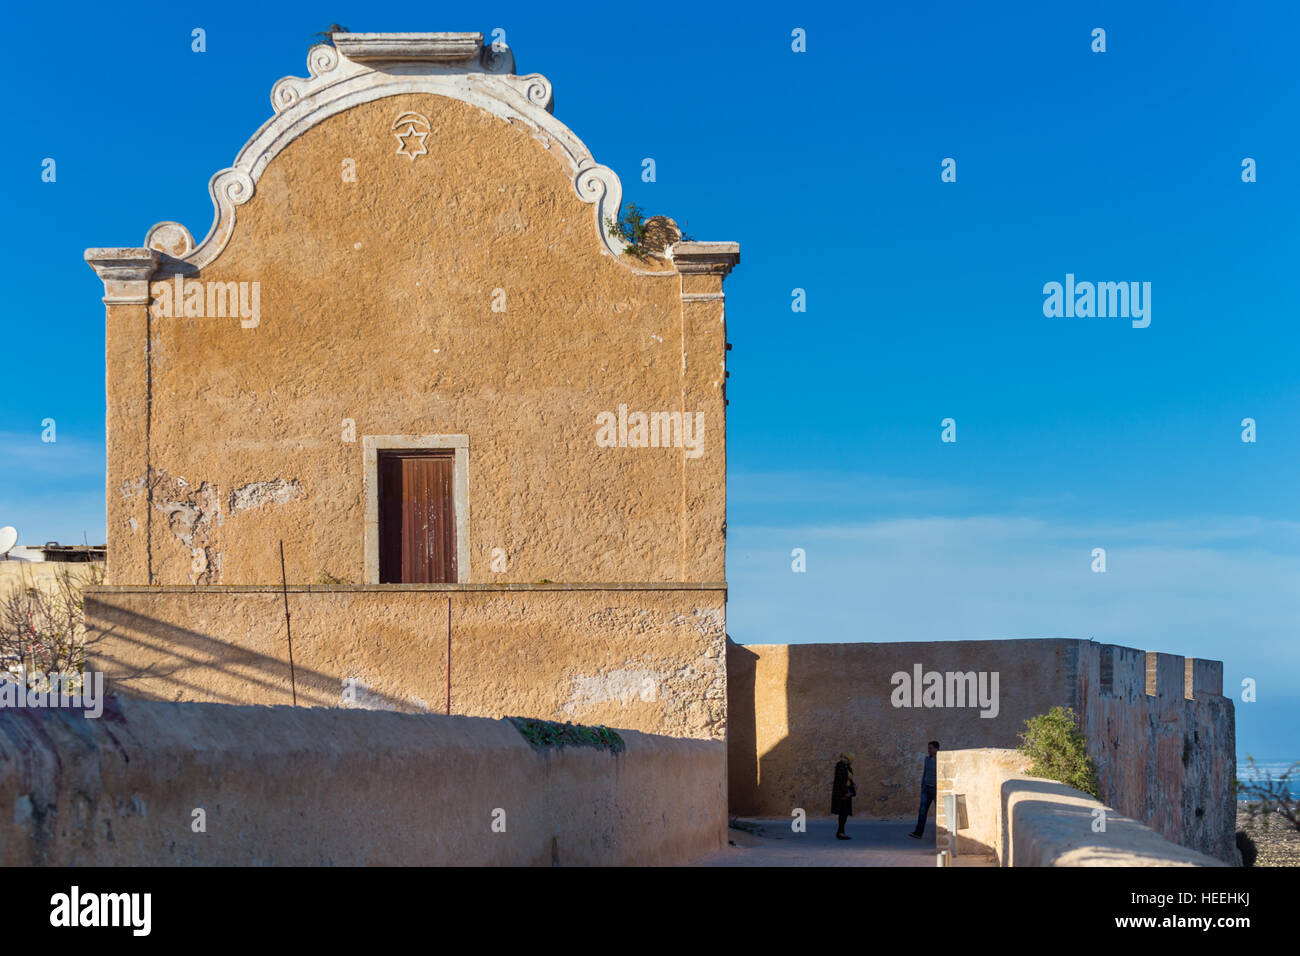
[831,752,857,840]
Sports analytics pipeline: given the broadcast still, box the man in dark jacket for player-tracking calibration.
[908,740,940,839]
[831,752,857,840]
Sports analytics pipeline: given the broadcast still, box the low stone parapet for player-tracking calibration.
[938,747,1229,867]
[0,697,726,866]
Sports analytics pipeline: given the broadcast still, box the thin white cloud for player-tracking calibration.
[727,514,1300,678]
[729,511,1300,756]
[0,432,105,478]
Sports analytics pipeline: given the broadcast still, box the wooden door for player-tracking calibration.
[378,450,457,583]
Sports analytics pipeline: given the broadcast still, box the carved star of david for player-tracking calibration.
[395,124,429,161]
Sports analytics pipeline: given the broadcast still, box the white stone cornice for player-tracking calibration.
[333,32,486,63]
[84,248,161,304]
[669,242,741,277]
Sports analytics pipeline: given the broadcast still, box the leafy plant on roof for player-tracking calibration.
[605,202,649,253]
[311,24,350,47]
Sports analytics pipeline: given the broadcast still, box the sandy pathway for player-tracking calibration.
[690,817,995,867]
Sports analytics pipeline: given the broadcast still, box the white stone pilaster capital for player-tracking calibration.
[84,248,161,305]
[670,242,741,277]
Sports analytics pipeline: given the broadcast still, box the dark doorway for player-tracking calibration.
[378,450,457,583]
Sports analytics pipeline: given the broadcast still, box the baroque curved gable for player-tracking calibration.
[143,32,648,274]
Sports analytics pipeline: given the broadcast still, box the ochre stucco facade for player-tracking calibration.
[84,33,737,740]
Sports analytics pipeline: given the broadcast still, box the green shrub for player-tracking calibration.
[1018,706,1101,799]
[605,202,649,252]
[507,716,626,755]
[603,204,695,255]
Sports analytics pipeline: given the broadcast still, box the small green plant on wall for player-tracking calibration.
[1018,705,1101,799]
[605,202,693,255]
[605,202,649,253]
[508,717,626,755]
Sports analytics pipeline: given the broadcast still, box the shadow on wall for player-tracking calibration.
[726,638,1079,820]
[728,641,942,820]
[727,641,758,811]
[84,587,730,743]
[87,600,417,711]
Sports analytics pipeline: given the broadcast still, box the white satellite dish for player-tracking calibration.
[0,527,16,556]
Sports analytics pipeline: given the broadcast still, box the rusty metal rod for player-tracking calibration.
[280,540,297,706]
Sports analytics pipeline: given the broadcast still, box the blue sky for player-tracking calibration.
[1,1,1296,757]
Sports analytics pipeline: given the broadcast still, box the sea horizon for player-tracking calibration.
[1236,758,1297,802]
